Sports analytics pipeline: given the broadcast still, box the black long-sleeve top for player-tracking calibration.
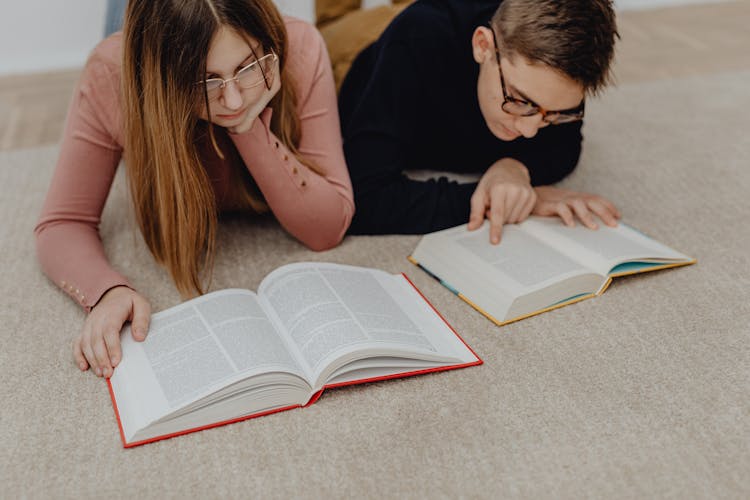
[339,0,583,234]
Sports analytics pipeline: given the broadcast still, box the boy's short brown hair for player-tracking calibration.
[491,0,618,95]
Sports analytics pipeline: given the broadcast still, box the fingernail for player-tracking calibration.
[111,355,119,365]
[79,362,87,371]
[95,368,102,376]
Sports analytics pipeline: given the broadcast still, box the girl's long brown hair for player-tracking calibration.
[122,0,302,297]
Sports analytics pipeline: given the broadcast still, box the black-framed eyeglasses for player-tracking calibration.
[195,51,278,101]
[488,28,584,125]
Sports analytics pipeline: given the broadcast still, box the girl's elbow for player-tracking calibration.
[306,238,340,252]
[301,210,354,251]
[303,224,348,252]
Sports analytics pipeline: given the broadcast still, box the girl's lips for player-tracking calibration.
[217,108,246,120]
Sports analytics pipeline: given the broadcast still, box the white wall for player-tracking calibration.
[0,0,107,75]
[273,0,315,23]
[0,0,315,77]
[0,0,730,76]
[616,0,730,9]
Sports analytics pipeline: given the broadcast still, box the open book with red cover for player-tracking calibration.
[108,263,481,447]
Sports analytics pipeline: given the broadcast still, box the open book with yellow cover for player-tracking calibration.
[409,217,695,326]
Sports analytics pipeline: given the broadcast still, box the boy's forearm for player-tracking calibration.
[349,176,476,235]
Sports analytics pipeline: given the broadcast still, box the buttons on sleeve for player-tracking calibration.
[274,139,307,189]
[61,279,87,306]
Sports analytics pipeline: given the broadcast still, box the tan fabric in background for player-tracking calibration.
[317,0,414,90]
[316,0,414,27]
[316,0,362,28]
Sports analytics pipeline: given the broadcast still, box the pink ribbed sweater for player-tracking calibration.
[35,19,354,310]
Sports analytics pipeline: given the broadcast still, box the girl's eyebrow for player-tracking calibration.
[206,43,263,76]
[243,42,264,63]
[237,52,256,67]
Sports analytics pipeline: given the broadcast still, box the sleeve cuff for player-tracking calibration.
[57,271,134,312]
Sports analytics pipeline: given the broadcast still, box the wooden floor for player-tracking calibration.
[1,0,749,151]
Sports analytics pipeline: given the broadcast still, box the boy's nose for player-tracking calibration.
[515,114,549,138]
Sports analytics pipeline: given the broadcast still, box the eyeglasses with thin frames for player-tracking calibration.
[487,28,584,125]
[196,51,278,101]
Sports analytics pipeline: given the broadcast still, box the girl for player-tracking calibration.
[35,0,354,378]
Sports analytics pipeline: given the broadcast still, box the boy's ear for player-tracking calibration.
[472,26,494,64]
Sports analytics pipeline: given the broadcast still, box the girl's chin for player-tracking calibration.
[198,115,246,127]
[203,107,248,126]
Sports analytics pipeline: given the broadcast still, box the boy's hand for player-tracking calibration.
[227,58,281,135]
[533,186,621,229]
[73,286,151,378]
[469,158,537,244]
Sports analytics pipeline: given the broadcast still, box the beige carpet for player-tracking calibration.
[1,70,749,499]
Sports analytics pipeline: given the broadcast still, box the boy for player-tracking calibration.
[338,0,621,243]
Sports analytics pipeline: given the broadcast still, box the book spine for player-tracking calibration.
[407,256,460,295]
[407,257,505,326]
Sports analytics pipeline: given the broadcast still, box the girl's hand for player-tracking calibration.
[533,186,621,229]
[468,158,537,244]
[73,286,151,378]
[227,57,282,135]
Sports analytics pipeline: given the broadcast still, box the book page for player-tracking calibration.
[411,223,605,323]
[258,263,473,381]
[412,223,597,318]
[520,217,692,276]
[110,289,307,434]
[454,224,592,290]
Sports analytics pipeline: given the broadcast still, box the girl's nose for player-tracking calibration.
[221,80,243,111]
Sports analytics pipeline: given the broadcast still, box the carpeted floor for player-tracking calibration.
[1,70,748,499]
